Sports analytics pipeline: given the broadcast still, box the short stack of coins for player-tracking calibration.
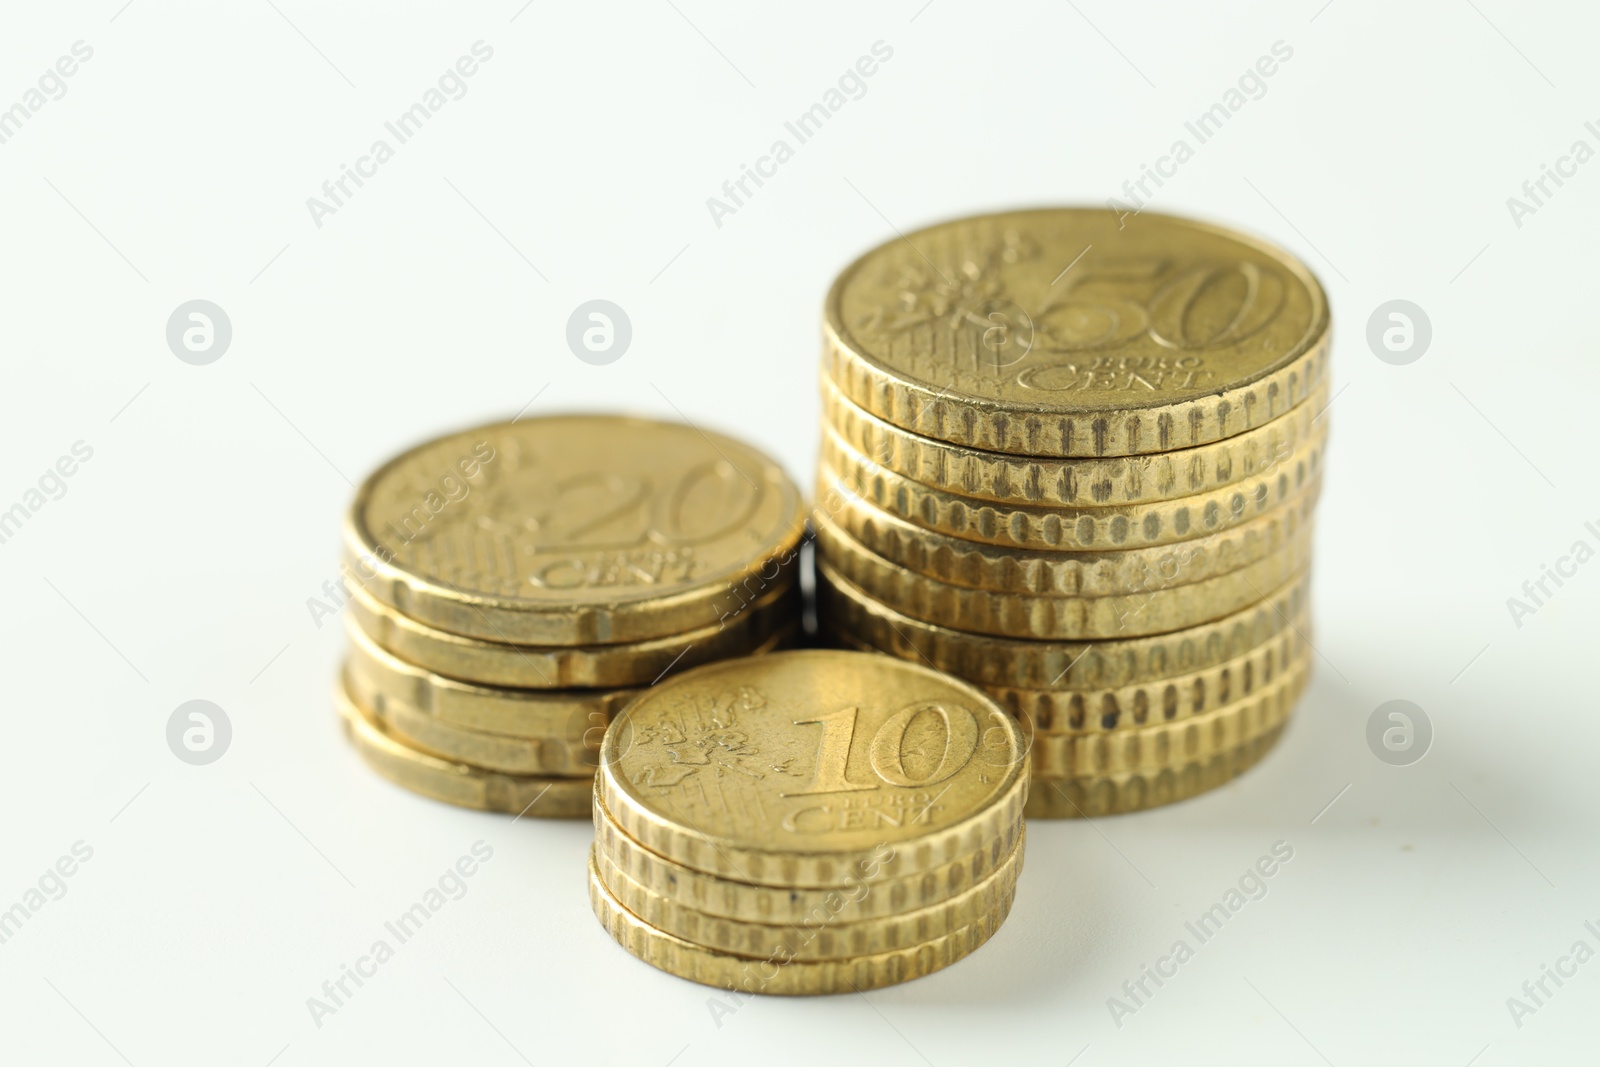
[589,650,1030,994]
[813,208,1330,818]
[335,415,806,817]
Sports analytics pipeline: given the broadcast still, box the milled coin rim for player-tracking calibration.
[343,415,807,646]
[347,578,798,688]
[823,207,1331,457]
[818,419,1327,552]
[597,649,1031,888]
[593,825,1024,961]
[592,789,1024,921]
[818,560,1311,690]
[1026,650,1310,779]
[335,677,594,817]
[822,373,1331,507]
[816,464,1321,597]
[815,508,1314,639]
[587,846,1017,994]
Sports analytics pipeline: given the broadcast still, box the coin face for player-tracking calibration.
[826,208,1329,455]
[344,416,805,644]
[599,650,1027,878]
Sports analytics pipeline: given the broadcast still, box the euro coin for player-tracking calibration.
[822,374,1329,507]
[587,847,1017,994]
[344,618,632,739]
[343,415,806,645]
[981,625,1305,733]
[818,421,1325,552]
[346,578,797,688]
[814,508,1312,639]
[815,466,1319,597]
[593,791,1022,924]
[823,207,1329,457]
[593,828,1023,961]
[818,559,1310,689]
[1023,672,1308,818]
[335,677,593,816]
[596,649,1029,887]
[1026,647,1309,780]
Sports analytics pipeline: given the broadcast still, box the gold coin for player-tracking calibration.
[818,421,1325,552]
[344,614,797,741]
[344,618,631,739]
[823,373,1329,507]
[824,207,1330,457]
[818,560,1309,689]
[348,623,802,775]
[348,665,599,776]
[597,649,1029,888]
[1027,648,1309,779]
[347,578,797,688]
[587,847,1016,994]
[983,626,1305,733]
[343,415,806,645]
[815,464,1319,597]
[815,509,1312,639]
[594,827,1023,961]
[335,677,593,816]
[593,791,1022,924]
[1024,673,1307,818]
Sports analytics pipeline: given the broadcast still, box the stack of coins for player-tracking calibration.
[335,415,806,817]
[813,208,1330,818]
[589,650,1029,994]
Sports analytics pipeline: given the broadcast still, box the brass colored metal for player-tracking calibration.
[587,846,1017,994]
[824,207,1330,457]
[815,463,1320,597]
[346,578,797,688]
[814,509,1312,639]
[818,423,1325,552]
[822,374,1329,507]
[596,650,1029,887]
[818,560,1311,690]
[593,825,1023,961]
[335,677,592,817]
[592,791,1022,924]
[343,415,805,645]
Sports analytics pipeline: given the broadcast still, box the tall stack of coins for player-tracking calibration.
[813,208,1329,818]
[335,415,806,817]
[589,650,1029,993]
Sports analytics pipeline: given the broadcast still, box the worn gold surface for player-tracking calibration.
[823,374,1328,507]
[347,578,797,688]
[588,847,1016,994]
[343,416,805,645]
[594,826,1023,961]
[597,650,1029,887]
[335,677,592,816]
[819,560,1310,689]
[824,207,1330,457]
[593,791,1022,924]
[815,467,1319,597]
[815,510,1311,639]
[819,423,1324,552]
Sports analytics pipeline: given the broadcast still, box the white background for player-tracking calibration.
[1,2,1596,1064]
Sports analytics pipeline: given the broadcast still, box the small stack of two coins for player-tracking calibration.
[588,650,1030,993]
[335,416,806,816]
[813,208,1331,817]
